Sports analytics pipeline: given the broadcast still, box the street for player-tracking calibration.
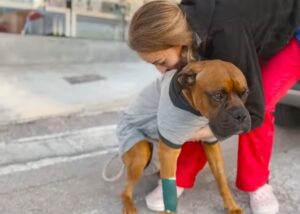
[0,124,299,214]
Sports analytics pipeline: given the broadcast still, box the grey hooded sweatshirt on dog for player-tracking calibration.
[116,70,217,157]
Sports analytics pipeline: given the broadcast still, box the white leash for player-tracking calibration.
[102,153,125,182]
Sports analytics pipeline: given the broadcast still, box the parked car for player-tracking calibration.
[275,81,300,127]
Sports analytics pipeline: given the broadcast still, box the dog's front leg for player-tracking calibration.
[203,142,244,214]
[158,140,181,214]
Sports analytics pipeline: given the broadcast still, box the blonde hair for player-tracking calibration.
[129,0,196,63]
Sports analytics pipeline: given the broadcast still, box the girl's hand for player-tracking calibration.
[188,126,215,142]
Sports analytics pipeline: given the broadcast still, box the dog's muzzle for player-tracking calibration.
[209,106,251,139]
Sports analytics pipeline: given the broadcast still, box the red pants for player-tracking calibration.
[176,38,300,192]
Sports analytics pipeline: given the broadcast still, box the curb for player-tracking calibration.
[0,125,118,174]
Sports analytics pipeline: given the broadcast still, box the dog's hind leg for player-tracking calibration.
[203,142,244,214]
[122,140,152,214]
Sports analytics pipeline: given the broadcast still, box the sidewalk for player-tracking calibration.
[0,62,159,125]
[0,61,159,170]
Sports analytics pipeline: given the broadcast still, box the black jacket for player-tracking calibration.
[180,0,300,130]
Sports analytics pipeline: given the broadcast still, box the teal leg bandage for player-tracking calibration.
[162,178,177,212]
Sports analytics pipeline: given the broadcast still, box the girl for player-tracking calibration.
[127,0,300,213]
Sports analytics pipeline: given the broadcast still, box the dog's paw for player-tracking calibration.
[122,205,137,214]
[228,208,245,214]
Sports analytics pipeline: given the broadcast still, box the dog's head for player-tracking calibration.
[177,60,251,138]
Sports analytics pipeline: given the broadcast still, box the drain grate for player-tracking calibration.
[64,74,106,84]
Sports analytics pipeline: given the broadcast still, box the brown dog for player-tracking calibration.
[121,60,251,214]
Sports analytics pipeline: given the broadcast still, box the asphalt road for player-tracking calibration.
[0,125,299,214]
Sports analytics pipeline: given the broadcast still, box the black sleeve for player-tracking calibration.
[208,20,265,130]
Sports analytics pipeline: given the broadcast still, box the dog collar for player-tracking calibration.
[169,71,202,116]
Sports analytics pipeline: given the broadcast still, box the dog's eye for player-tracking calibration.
[212,92,226,102]
[240,90,249,100]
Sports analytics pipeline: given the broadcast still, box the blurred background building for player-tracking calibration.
[0,0,149,40]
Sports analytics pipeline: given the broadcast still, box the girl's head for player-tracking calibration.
[129,0,195,73]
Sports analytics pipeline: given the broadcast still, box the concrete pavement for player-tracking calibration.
[0,60,160,171]
[0,126,299,214]
[0,62,159,125]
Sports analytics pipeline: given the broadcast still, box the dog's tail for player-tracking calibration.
[102,153,125,182]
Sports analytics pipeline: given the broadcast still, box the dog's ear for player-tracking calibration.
[177,73,197,88]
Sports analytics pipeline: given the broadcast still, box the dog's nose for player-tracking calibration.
[231,108,247,123]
